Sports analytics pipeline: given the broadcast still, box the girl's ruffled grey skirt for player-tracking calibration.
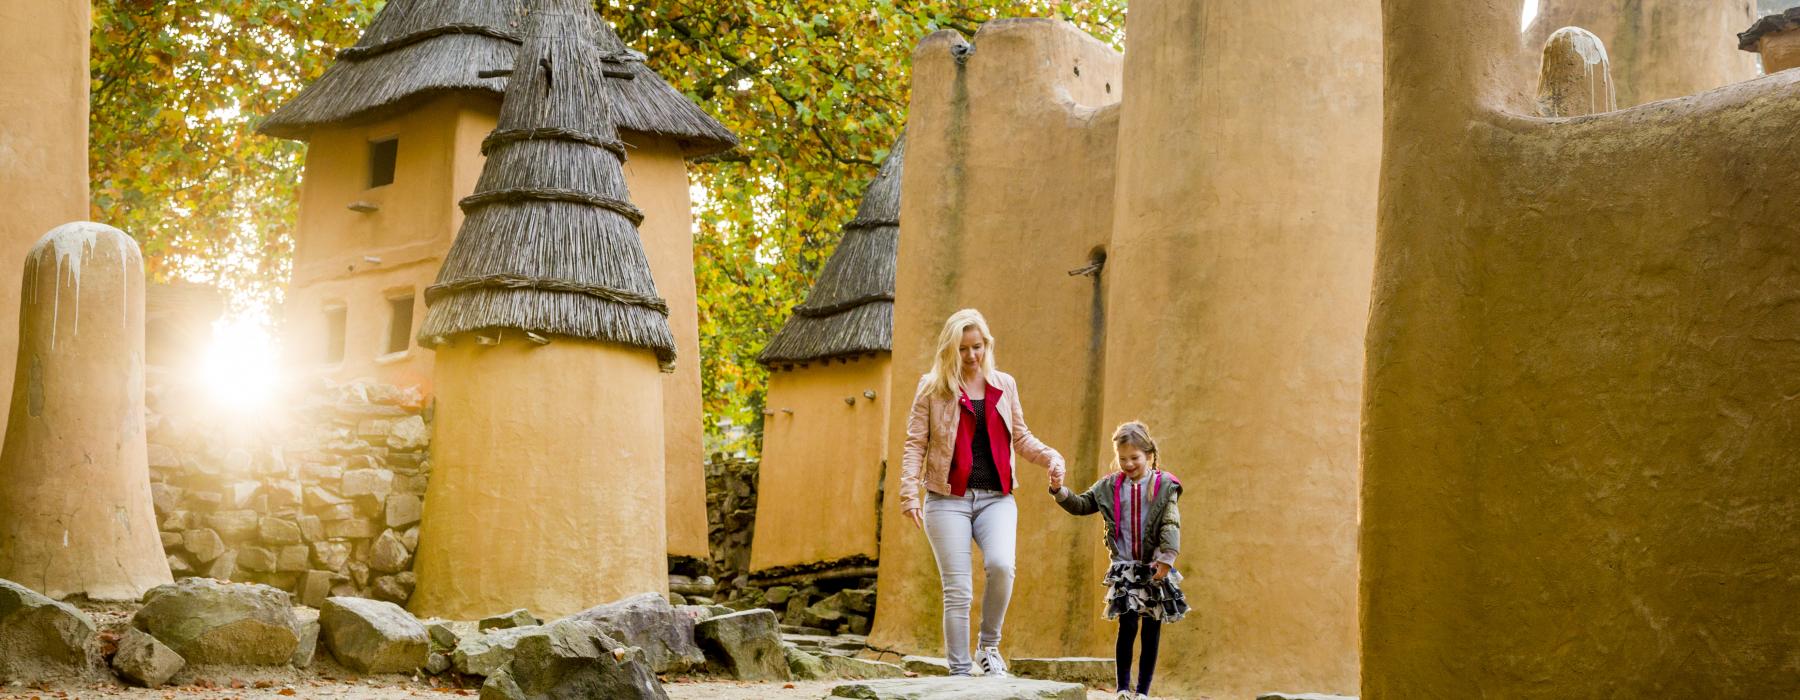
[1102,560,1189,622]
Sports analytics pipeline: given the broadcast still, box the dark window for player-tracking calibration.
[368,138,398,188]
[324,306,347,364]
[386,295,414,354]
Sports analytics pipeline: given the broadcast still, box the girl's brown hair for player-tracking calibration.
[1112,421,1159,470]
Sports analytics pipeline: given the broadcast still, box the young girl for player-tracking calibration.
[1048,421,1187,700]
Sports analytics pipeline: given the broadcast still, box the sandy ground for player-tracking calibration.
[0,678,1134,699]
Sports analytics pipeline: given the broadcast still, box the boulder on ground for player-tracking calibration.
[782,643,826,680]
[478,620,665,700]
[900,656,949,677]
[829,677,1087,700]
[131,578,299,665]
[693,609,790,682]
[292,610,320,668]
[479,608,539,631]
[1012,657,1114,688]
[111,627,184,688]
[319,596,428,673]
[566,592,704,674]
[819,654,906,680]
[454,625,538,676]
[0,579,96,682]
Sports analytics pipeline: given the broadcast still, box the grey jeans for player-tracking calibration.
[923,489,1018,674]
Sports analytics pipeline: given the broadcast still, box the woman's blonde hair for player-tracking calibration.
[923,308,997,398]
[1112,421,1159,471]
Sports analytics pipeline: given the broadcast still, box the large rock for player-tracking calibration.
[369,529,411,573]
[819,654,906,680]
[111,627,184,688]
[320,597,428,673]
[0,578,96,682]
[900,656,949,677]
[478,620,665,700]
[1012,657,1114,688]
[480,608,539,631]
[1256,695,1358,700]
[567,592,704,674]
[292,611,320,668]
[829,677,1087,700]
[132,578,301,665]
[388,416,429,451]
[454,625,538,676]
[692,609,789,681]
[782,643,827,680]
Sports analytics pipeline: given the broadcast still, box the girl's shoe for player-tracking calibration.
[975,646,1009,677]
[1113,691,1135,700]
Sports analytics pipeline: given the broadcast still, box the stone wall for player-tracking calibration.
[146,376,430,610]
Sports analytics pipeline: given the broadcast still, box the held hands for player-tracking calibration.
[1046,460,1066,493]
[1152,561,1171,581]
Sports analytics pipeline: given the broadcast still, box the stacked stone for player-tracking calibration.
[145,379,431,608]
[703,455,758,593]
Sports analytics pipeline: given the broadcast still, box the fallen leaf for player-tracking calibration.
[278,689,297,696]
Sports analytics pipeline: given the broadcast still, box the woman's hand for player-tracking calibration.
[1152,561,1171,581]
[1047,470,1063,492]
[905,508,925,530]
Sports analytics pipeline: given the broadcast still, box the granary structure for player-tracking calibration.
[260,0,734,563]
[748,133,904,576]
[866,3,1374,696]
[406,0,675,619]
[0,0,90,444]
[1363,0,1800,695]
[1740,6,1800,72]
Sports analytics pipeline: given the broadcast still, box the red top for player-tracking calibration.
[948,382,1013,495]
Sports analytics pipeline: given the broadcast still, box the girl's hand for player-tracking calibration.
[905,508,925,530]
[1047,471,1063,491]
[1152,562,1171,580]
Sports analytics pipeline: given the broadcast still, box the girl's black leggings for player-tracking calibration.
[1116,612,1162,694]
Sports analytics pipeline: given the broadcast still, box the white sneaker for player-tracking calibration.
[975,646,1009,677]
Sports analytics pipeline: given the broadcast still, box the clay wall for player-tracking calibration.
[749,355,892,572]
[868,19,1121,662]
[0,0,90,444]
[1365,0,1800,695]
[1102,2,1379,695]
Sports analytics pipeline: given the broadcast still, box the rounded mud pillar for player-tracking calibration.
[0,222,169,600]
[410,337,667,619]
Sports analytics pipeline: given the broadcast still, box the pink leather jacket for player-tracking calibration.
[899,369,1065,513]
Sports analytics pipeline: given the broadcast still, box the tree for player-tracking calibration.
[89,0,375,316]
[88,0,1125,454]
[606,1,1125,455]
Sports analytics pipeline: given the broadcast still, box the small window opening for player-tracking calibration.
[368,138,398,188]
[386,295,414,354]
[324,305,347,364]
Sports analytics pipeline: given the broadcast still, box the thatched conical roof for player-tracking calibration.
[757,132,904,366]
[418,0,675,368]
[259,0,737,156]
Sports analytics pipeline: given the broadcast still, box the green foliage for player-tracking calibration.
[607,1,1124,455]
[89,0,1124,454]
[90,0,376,312]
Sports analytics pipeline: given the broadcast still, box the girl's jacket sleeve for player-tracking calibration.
[1053,475,1111,516]
[1154,495,1181,565]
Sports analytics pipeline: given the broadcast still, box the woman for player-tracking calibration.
[899,308,1066,677]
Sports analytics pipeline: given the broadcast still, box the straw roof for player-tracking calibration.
[417,0,675,368]
[258,0,737,156]
[757,132,905,366]
[1740,7,1800,51]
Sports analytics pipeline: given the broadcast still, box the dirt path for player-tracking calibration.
[0,679,1131,699]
